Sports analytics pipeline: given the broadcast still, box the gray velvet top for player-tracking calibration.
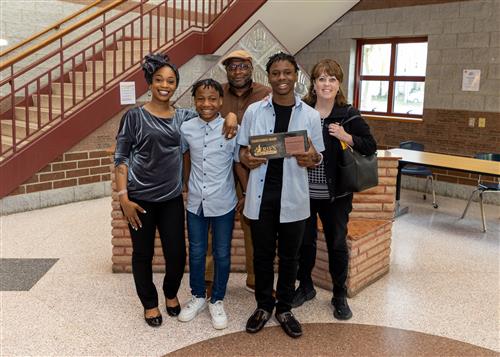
[114,106,197,202]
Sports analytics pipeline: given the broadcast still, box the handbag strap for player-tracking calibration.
[339,107,361,152]
[340,113,362,127]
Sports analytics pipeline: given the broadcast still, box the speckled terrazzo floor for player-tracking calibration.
[169,323,498,357]
[0,189,498,356]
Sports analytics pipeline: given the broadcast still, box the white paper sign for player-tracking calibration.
[120,82,136,105]
[462,69,480,91]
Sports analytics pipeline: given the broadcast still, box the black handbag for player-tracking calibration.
[336,114,378,193]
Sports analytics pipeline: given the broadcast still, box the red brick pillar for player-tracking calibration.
[312,153,399,296]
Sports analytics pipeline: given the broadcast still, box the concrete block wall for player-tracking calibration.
[296,0,500,113]
[295,0,500,200]
[0,1,85,52]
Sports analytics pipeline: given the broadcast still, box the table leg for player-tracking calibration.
[394,161,409,217]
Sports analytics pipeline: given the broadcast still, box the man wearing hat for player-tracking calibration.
[220,50,271,121]
[205,50,271,294]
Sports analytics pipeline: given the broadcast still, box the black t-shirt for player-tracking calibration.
[262,102,293,196]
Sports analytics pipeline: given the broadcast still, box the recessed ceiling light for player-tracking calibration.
[0,39,8,47]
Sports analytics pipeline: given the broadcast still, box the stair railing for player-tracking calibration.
[0,0,105,59]
[0,0,234,157]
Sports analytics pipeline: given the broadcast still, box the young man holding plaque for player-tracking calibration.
[204,50,271,295]
[238,52,324,338]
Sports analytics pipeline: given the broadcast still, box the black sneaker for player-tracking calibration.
[331,297,353,320]
[291,285,317,308]
[275,311,302,338]
[246,308,271,333]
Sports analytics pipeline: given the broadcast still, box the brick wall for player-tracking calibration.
[8,150,112,196]
[312,219,393,297]
[111,176,263,273]
[110,153,399,277]
[371,109,500,185]
[311,155,398,297]
[6,109,124,197]
[295,0,500,188]
[351,153,398,220]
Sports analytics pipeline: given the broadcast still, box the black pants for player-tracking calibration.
[297,194,353,298]
[250,189,306,314]
[128,195,186,309]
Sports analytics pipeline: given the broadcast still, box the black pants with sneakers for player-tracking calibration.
[250,189,306,314]
[297,194,353,298]
[127,195,186,310]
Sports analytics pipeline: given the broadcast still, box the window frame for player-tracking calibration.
[354,37,428,121]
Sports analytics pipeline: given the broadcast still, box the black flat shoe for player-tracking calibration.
[144,312,162,327]
[166,304,181,317]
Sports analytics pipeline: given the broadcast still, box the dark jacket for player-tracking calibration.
[322,104,377,199]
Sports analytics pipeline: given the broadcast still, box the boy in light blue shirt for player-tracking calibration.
[178,79,248,330]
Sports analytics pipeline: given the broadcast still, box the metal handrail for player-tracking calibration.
[0,0,235,157]
[0,0,127,71]
[0,0,143,88]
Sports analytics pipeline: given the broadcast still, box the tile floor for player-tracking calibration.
[0,190,498,356]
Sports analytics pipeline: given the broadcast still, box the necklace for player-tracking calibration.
[316,107,332,119]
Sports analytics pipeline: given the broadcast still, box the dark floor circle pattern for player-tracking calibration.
[167,322,498,356]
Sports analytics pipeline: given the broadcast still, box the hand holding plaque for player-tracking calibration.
[249,130,309,159]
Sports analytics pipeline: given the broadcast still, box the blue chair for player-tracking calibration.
[460,153,500,232]
[399,141,438,209]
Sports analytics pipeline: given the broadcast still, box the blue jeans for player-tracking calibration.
[187,209,235,303]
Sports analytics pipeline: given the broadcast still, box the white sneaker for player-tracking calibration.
[208,300,228,329]
[178,296,206,322]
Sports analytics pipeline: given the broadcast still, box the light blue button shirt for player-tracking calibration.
[237,95,325,222]
[181,115,239,217]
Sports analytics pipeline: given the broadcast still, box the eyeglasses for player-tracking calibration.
[226,63,252,72]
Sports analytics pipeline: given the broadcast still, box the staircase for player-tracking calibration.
[0,0,266,198]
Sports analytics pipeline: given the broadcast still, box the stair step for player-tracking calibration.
[14,106,61,123]
[33,94,83,110]
[1,119,39,139]
[1,134,14,153]
[105,49,143,62]
[51,82,99,96]
[2,134,13,145]
[69,71,114,85]
[116,39,154,51]
[85,60,126,74]
[103,55,137,66]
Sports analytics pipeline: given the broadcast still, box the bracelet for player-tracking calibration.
[242,191,246,196]
[117,189,128,196]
